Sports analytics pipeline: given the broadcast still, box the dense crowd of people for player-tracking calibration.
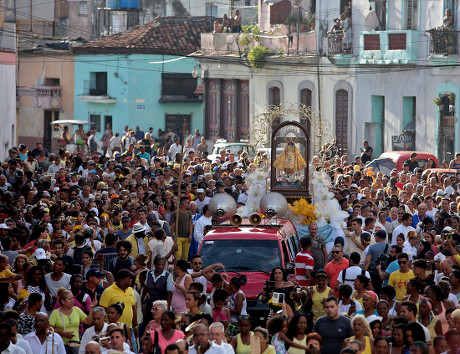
[1,126,460,354]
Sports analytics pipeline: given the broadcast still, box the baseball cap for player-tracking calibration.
[35,248,46,260]
[111,194,120,200]
[0,224,9,230]
[86,269,104,278]
[122,216,130,222]
[196,188,205,194]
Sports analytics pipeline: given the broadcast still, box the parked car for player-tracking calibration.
[198,218,299,327]
[366,151,439,174]
[208,142,255,161]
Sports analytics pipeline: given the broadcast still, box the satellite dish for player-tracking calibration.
[260,192,288,218]
[208,194,237,221]
[364,11,379,31]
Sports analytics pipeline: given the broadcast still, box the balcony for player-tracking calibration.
[358,30,419,64]
[327,31,353,66]
[30,86,62,109]
[78,79,116,103]
[200,31,316,56]
[427,28,459,66]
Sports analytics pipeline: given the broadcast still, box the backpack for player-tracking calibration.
[342,267,366,284]
[73,245,92,265]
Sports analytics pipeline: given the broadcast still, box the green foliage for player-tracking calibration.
[248,46,274,69]
[285,15,299,25]
[239,34,251,46]
[448,93,456,104]
[277,49,285,56]
[241,24,261,42]
[433,97,443,106]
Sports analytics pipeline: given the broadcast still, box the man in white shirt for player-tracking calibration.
[168,137,182,160]
[189,324,226,354]
[103,328,134,354]
[391,213,414,245]
[194,205,212,247]
[24,313,65,354]
[195,189,211,214]
[336,252,370,292]
[79,307,109,354]
[209,323,234,353]
[44,258,71,298]
[148,229,176,269]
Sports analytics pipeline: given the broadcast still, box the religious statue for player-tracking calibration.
[273,141,307,175]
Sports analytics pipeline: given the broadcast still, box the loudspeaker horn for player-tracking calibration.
[249,213,262,226]
[259,192,289,218]
[230,214,242,227]
[208,193,237,221]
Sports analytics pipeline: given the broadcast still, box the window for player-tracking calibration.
[300,88,312,137]
[336,89,349,154]
[105,116,112,131]
[406,0,418,30]
[89,72,107,96]
[269,87,281,106]
[79,1,88,15]
[90,114,101,132]
[165,114,191,133]
[44,78,60,86]
[161,74,198,102]
[206,3,218,17]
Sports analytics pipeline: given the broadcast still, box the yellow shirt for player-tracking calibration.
[389,269,415,302]
[0,269,15,282]
[99,283,135,327]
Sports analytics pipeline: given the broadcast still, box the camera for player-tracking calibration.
[376,253,390,271]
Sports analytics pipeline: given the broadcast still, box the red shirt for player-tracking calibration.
[295,251,314,286]
[325,258,349,296]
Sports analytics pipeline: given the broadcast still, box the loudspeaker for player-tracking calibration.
[208,193,237,221]
[249,213,262,226]
[260,192,289,218]
[230,214,242,227]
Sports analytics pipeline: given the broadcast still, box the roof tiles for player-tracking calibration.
[73,17,212,55]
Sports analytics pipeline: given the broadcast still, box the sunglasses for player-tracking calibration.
[332,251,341,254]
[398,261,408,265]
[193,262,202,265]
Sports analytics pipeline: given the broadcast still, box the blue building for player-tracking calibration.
[72,17,212,140]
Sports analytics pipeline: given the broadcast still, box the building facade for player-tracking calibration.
[198,0,460,163]
[72,17,212,140]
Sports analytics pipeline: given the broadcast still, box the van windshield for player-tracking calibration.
[199,239,281,273]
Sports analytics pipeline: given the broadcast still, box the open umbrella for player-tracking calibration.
[365,158,395,175]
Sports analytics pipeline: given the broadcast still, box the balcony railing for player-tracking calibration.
[327,31,350,54]
[31,85,62,109]
[427,28,459,55]
[200,31,317,56]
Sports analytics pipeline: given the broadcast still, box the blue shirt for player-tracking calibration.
[411,213,433,228]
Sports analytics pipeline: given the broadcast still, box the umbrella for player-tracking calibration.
[365,158,395,175]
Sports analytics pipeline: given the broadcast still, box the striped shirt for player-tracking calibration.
[295,251,314,286]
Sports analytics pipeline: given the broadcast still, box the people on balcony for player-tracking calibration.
[232,10,242,33]
[342,12,352,53]
[443,9,454,29]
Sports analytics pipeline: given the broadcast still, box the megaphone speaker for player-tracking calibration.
[249,213,262,226]
[230,214,242,227]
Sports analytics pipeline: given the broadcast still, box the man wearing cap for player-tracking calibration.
[80,269,105,303]
[363,229,390,293]
[125,222,150,259]
[195,188,211,214]
[44,257,71,300]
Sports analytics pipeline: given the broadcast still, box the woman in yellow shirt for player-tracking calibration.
[342,314,374,354]
[305,270,335,323]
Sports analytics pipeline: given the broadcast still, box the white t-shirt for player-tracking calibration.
[337,266,371,291]
[339,300,362,318]
[391,224,415,245]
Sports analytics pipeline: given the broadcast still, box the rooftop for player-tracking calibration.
[72,16,213,56]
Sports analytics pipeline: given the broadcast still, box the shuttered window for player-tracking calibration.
[406,0,418,30]
[336,90,348,154]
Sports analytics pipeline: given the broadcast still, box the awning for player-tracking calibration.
[194,83,204,96]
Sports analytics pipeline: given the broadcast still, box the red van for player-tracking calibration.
[378,151,439,171]
[198,219,300,325]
